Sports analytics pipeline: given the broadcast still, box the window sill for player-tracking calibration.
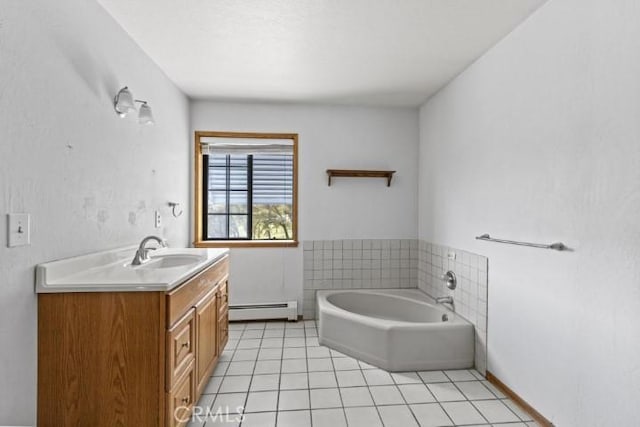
[193,240,299,248]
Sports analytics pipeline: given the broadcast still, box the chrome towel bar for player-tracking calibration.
[475,234,568,251]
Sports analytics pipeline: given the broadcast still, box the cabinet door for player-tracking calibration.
[218,310,229,353]
[218,279,228,315]
[195,289,218,398]
[218,279,229,354]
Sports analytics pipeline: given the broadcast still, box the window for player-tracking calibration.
[194,131,298,247]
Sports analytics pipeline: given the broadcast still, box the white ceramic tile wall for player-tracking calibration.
[417,241,488,375]
[302,240,418,319]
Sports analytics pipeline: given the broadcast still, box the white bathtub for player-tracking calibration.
[317,289,474,372]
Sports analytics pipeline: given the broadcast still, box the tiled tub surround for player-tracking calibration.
[417,242,489,375]
[303,239,488,375]
[187,320,538,427]
[302,240,419,319]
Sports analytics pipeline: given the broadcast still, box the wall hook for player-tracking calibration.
[168,202,183,218]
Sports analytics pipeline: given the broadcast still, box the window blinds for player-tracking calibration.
[252,154,293,205]
[204,137,294,207]
[200,137,294,155]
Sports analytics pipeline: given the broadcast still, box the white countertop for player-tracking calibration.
[35,246,229,293]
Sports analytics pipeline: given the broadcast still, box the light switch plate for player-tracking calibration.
[447,251,456,260]
[7,213,30,247]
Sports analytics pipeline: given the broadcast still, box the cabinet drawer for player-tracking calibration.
[166,361,195,427]
[166,256,229,326]
[167,309,195,390]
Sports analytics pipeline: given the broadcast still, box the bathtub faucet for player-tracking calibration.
[435,296,453,305]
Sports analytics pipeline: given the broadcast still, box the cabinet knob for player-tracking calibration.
[181,342,189,348]
[181,397,189,404]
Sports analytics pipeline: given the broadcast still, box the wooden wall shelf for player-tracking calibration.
[326,169,396,187]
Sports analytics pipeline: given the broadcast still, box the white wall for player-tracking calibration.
[0,1,190,423]
[418,0,640,425]
[191,101,419,309]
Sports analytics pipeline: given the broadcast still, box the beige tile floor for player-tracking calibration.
[186,320,541,427]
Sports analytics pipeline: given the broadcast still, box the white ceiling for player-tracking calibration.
[97,0,546,107]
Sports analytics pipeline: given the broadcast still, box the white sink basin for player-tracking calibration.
[35,246,229,293]
[139,254,206,269]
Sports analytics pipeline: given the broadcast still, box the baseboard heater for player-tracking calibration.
[229,301,298,321]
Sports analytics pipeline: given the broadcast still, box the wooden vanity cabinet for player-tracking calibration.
[37,255,229,427]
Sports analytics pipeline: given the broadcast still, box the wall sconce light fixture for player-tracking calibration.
[113,86,155,125]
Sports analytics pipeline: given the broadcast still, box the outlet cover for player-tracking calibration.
[154,210,161,228]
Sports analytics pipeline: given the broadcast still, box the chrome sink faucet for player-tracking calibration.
[435,296,453,305]
[131,235,167,265]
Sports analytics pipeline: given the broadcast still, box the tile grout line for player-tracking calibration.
[391,368,442,427]
[212,322,244,426]
[328,344,349,426]
[358,361,386,427]
[304,321,314,427]
[206,321,532,427]
[444,370,527,424]
[443,370,491,425]
[238,322,266,427]
[273,323,284,427]
[234,324,252,427]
